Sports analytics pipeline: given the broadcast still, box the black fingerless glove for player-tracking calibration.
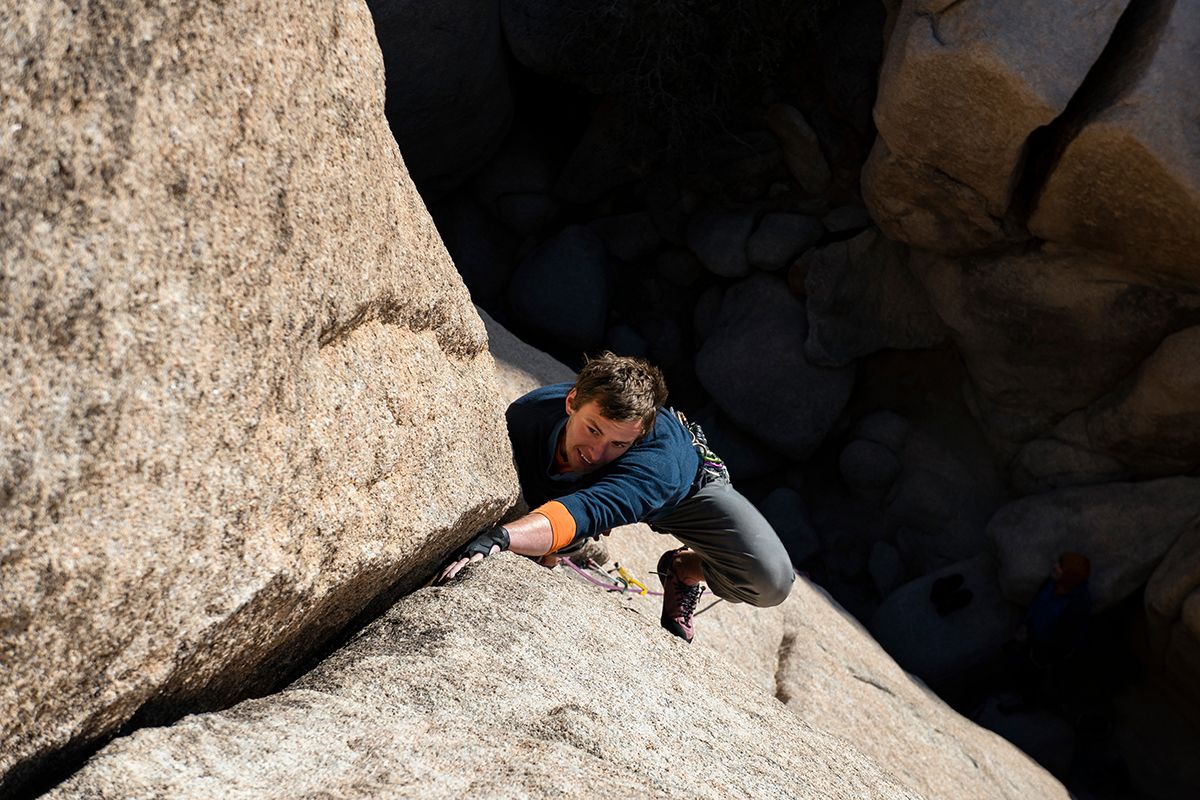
[458,524,511,560]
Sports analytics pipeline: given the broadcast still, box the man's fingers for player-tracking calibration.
[438,546,505,584]
[438,559,464,583]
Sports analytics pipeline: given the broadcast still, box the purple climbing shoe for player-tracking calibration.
[656,547,703,643]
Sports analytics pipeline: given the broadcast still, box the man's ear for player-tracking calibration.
[565,388,576,415]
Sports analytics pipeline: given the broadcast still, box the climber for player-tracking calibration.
[1018,551,1092,667]
[997,551,1094,710]
[437,352,794,643]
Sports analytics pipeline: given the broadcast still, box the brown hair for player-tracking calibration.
[570,352,668,435]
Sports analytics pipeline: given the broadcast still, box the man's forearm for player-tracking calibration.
[503,512,555,556]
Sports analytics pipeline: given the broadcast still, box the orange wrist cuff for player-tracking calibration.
[533,500,577,553]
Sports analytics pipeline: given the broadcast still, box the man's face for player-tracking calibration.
[561,389,644,474]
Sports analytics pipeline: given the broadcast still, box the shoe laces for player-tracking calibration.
[678,580,702,619]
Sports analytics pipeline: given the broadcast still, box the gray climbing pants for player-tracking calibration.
[649,477,794,608]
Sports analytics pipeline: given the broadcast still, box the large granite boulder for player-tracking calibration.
[864,0,1129,252]
[0,2,516,792]
[1082,325,1200,472]
[366,0,513,195]
[696,273,855,460]
[609,524,1067,800]
[765,104,832,196]
[1008,414,1131,494]
[911,249,1200,450]
[1029,0,1200,285]
[989,478,1200,609]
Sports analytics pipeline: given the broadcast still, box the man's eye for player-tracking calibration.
[614,442,628,449]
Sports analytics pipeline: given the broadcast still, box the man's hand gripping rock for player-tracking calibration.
[437,524,510,583]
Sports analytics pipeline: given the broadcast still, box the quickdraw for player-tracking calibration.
[559,557,725,617]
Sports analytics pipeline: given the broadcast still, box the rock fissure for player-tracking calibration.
[1016,0,1170,226]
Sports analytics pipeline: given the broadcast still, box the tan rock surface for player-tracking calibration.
[1030,0,1200,283]
[765,103,831,196]
[865,0,1128,251]
[1,0,515,789]
[47,556,924,800]
[1015,323,1200,489]
[575,526,1067,800]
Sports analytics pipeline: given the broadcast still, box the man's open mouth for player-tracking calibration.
[578,449,593,465]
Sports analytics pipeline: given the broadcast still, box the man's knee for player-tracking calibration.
[738,560,795,608]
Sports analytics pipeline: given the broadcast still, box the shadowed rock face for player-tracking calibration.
[0,0,516,791]
[910,248,1200,453]
[990,477,1200,610]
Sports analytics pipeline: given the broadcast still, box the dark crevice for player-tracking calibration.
[850,671,897,696]
[924,0,971,47]
[6,498,510,799]
[774,632,797,704]
[1009,0,1175,224]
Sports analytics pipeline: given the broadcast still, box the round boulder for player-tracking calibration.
[509,225,609,350]
[757,487,822,565]
[695,274,855,460]
[840,439,901,491]
[746,213,824,272]
[765,104,831,195]
[869,556,1020,687]
[691,405,784,482]
[686,208,755,278]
